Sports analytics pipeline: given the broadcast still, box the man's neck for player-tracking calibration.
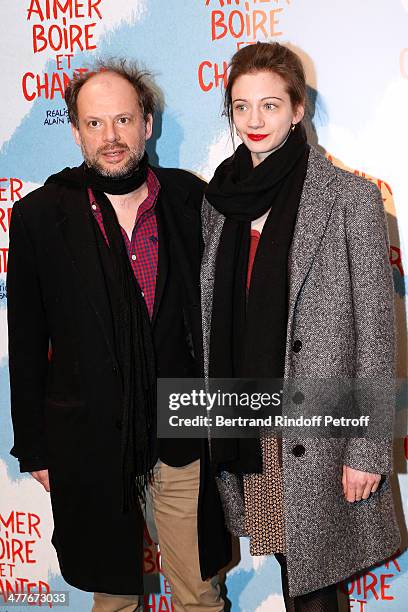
[106,180,148,210]
[106,181,149,239]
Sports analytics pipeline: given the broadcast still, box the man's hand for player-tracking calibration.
[342,465,381,502]
[31,469,50,492]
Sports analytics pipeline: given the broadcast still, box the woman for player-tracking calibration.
[201,42,400,610]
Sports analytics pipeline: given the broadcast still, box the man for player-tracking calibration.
[7,59,231,612]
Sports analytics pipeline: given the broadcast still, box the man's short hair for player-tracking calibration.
[65,58,160,128]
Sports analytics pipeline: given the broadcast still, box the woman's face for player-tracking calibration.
[231,70,304,166]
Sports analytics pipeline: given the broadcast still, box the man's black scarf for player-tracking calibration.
[205,126,310,474]
[90,156,156,510]
[85,151,150,195]
[48,154,156,510]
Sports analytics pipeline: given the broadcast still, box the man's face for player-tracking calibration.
[72,71,153,178]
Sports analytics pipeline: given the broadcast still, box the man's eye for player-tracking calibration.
[118,117,129,124]
[265,103,276,111]
[89,120,99,128]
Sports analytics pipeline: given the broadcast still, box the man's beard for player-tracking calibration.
[81,142,145,178]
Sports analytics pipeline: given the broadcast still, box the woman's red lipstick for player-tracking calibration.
[247,134,268,141]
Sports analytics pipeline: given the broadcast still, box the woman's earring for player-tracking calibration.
[291,123,296,132]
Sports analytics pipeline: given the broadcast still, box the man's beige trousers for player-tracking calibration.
[93,460,223,612]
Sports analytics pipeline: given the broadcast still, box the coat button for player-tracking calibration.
[292,444,305,457]
[293,340,302,353]
[292,391,304,405]
[112,365,118,374]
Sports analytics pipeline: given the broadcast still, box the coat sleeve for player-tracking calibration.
[343,179,396,474]
[7,202,50,472]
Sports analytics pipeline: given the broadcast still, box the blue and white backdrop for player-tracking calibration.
[0,1,407,610]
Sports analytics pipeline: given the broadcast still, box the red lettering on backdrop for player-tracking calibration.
[142,525,174,610]
[143,546,162,575]
[198,61,228,92]
[210,8,283,40]
[0,209,12,233]
[32,20,97,54]
[205,0,290,7]
[22,73,37,102]
[206,0,241,6]
[0,178,23,203]
[199,0,293,92]
[23,71,73,101]
[143,593,175,612]
[349,600,367,611]
[340,553,401,603]
[27,0,102,21]
[0,249,8,274]
[143,523,162,575]
[0,512,52,605]
[0,178,24,248]
[22,0,103,100]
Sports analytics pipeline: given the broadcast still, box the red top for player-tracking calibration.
[247,228,261,290]
[88,168,160,318]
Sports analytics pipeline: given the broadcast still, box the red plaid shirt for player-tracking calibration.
[88,168,160,318]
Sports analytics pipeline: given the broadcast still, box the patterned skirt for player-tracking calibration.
[243,435,286,555]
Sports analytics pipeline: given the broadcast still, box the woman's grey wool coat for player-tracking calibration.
[200,146,401,597]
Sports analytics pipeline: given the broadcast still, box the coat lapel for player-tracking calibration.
[56,186,117,364]
[200,200,225,377]
[286,148,338,349]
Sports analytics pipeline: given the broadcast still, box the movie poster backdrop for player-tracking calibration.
[0,1,407,610]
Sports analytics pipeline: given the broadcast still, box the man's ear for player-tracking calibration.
[71,123,81,147]
[145,114,153,141]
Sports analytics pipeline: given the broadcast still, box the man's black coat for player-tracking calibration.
[7,166,231,594]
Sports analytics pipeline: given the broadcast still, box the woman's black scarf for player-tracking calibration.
[205,126,310,474]
[87,156,156,511]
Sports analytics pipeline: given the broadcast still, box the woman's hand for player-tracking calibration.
[342,465,381,502]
